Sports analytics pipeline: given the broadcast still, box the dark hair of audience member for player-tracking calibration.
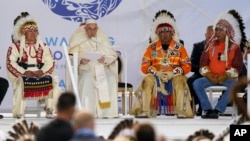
[135,123,155,141]
[57,91,76,112]
[186,129,214,141]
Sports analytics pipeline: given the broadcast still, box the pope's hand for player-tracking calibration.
[98,56,105,64]
[80,58,90,64]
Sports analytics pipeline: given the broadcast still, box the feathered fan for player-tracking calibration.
[108,119,137,140]
[6,120,39,141]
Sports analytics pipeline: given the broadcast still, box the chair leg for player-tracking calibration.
[209,89,213,104]
[191,96,196,115]
[128,92,133,113]
[122,92,125,115]
[37,102,41,118]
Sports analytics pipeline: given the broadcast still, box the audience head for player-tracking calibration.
[56,91,76,119]
[72,109,95,130]
[186,129,214,141]
[135,123,156,141]
[205,25,214,42]
[84,19,98,38]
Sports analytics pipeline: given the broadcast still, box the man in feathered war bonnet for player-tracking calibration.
[6,12,60,118]
[130,10,194,118]
[193,9,247,119]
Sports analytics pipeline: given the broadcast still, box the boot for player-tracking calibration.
[46,108,54,119]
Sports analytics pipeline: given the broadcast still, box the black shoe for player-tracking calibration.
[0,114,3,119]
[196,107,202,116]
[196,111,202,116]
[227,102,233,107]
[213,109,220,114]
[201,110,218,119]
[243,92,247,104]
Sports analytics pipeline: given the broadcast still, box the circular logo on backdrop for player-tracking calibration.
[42,0,122,22]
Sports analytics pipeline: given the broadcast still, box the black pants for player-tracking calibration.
[0,77,9,105]
[243,91,247,104]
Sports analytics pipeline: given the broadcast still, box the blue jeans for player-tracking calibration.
[193,77,236,113]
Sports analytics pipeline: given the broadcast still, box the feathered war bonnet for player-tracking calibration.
[12,12,45,61]
[210,9,247,67]
[213,9,247,52]
[150,10,179,43]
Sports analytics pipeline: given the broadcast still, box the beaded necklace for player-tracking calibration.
[161,44,170,66]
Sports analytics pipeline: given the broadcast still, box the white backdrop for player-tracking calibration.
[0,0,250,111]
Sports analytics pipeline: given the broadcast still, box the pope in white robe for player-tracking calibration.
[68,19,118,118]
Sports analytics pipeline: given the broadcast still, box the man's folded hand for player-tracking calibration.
[155,71,168,82]
[217,72,228,84]
[205,72,218,84]
[155,71,174,83]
